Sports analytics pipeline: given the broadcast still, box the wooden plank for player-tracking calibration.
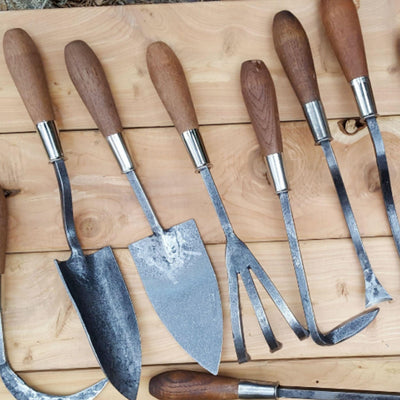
[0,0,399,132]
[1,117,400,252]
[3,236,399,372]
[0,357,399,399]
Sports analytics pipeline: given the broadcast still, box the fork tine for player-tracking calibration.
[249,262,309,340]
[227,270,249,363]
[240,268,282,352]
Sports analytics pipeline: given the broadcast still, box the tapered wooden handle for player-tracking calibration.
[241,60,283,156]
[320,0,369,82]
[64,40,123,137]
[273,10,320,105]
[146,41,199,134]
[0,190,7,275]
[3,28,55,124]
[149,371,239,400]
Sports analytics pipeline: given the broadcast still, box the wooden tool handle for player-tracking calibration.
[0,190,7,275]
[149,370,239,400]
[240,60,283,156]
[320,0,369,82]
[3,28,55,124]
[64,40,123,137]
[146,41,199,134]
[273,10,320,105]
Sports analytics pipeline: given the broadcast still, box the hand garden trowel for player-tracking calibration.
[64,40,223,375]
[3,29,141,400]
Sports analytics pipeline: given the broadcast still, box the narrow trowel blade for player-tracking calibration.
[129,219,223,375]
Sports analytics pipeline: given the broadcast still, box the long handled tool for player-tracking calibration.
[64,40,223,375]
[240,59,379,345]
[0,189,107,400]
[146,41,309,363]
[320,0,400,258]
[149,370,400,400]
[271,10,391,308]
[3,29,141,400]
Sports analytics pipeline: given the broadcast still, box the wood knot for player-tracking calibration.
[336,281,349,298]
[365,163,380,193]
[337,117,366,135]
[78,216,101,238]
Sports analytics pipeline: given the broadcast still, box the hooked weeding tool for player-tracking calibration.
[149,370,400,400]
[321,0,400,258]
[240,59,378,345]
[64,40,223,375]
[3,29,141,400]
[0,189,108,400]
[271,10,391,308]
[146,41,309,363]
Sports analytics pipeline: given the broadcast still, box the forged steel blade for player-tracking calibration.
[63,40,223,375]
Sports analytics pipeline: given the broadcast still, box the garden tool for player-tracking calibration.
[146,41,309,364]
[3,28,141,400]
[149,370,400,400]
[240,59,379,345]
[272,10,391,308]
[0,189,107,400]
[64,40,223,375]
[321,0,400,258]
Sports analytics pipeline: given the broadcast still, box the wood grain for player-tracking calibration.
[0,1,399,132]
[0,189,6,274]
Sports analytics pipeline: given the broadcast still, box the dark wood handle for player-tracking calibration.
[273,10,320,105]
[149,370,239,400]
[320,0,369,82]
[64,40,123,137]
[0,190,7,275]
[3,28,55,124]
[240,60,283,156]
[146,41,199,134]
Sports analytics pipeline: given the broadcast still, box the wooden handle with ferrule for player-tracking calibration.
[3,28,55,124]
[149,370,239,400]
[240,60,283,156]
[146,41,199,134]
[273,10,320,105]
[64,40,123,137]
[0,190,7,275]
[320,0,369,82]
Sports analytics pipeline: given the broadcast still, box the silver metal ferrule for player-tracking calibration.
[303,100,332,144]
[107,132,134,173]
[266,153,288,194]
[350,76,378,119]
[36,120,63,162]
[181,128,210,171]
[238,381,278,399]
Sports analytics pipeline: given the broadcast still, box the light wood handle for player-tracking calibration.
[320,0,369,82]
[149,370,239,400]
[64,40,123,137]
[3,28,55,124]
[240,60,283,156]
[273,10,320,105]
[146,41,199,134]
[0,190,7,275]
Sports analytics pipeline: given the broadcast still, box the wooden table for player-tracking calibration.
[0,0,398,397]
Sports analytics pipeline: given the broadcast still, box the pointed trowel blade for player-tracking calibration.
[129,219,223,374]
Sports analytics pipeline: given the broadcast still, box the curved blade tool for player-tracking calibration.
[3,29,141,400]
[0,190,108,399]
[241,59,378,345]
[149,370,400,400]
[272,10,391,308]
[146,41,309,364]
[64,40,223,375]
[321,0,400,258]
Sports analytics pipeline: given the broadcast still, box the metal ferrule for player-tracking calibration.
[266,153,288,194]
[238,381,278,399]
[107,132,134,173]
[181,128,210,171]
[36,120,63,162]
[303,100,332,144]
[350,76,378,119]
